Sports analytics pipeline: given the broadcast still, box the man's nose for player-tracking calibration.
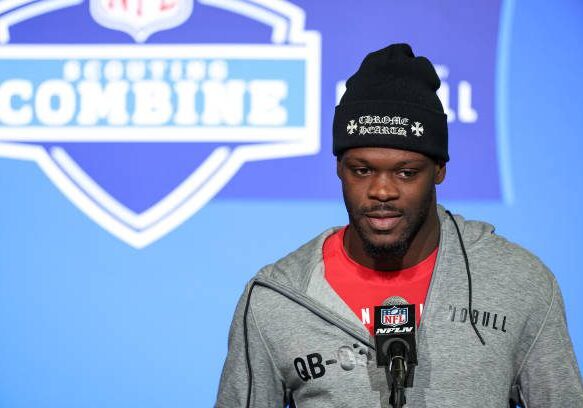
[368,174,399,201]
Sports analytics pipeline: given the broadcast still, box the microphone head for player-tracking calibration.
[383,296,408,306]
[375,295,418,385]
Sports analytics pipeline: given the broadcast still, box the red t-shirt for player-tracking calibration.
[323,227,437,335]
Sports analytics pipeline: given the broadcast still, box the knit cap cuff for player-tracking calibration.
[333,100,449,162]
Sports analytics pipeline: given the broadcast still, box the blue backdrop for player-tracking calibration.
[0,1,582,406]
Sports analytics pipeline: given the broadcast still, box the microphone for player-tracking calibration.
[374,296,417,408]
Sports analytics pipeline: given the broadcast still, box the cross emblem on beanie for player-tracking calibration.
[411,122,424,137]
[347,120,358,135]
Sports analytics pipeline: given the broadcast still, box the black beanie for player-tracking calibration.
[333,43,449,162]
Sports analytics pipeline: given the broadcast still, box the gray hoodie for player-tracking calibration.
[216,206,583,407]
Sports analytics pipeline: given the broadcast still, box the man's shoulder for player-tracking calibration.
[482,229,555,299]
[254,227,341,291]
[446,209,555,300]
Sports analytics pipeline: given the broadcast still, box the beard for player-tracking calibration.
[345,190,434,262]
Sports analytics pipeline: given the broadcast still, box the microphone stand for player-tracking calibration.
[389,357,407,407]
[387,345,407,408]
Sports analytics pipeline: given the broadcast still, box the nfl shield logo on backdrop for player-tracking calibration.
[382,307,408,327]
[90,0,194,42]
[0,0,321,249]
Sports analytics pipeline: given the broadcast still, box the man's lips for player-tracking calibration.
[364,211,402,231]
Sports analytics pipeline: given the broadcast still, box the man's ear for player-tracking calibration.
[434,161,446,184]
[336,157,342,179]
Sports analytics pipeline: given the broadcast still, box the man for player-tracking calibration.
[215,44,583,407]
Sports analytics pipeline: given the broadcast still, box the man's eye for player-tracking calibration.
[397,169,418,178]
[352,167,371,176]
